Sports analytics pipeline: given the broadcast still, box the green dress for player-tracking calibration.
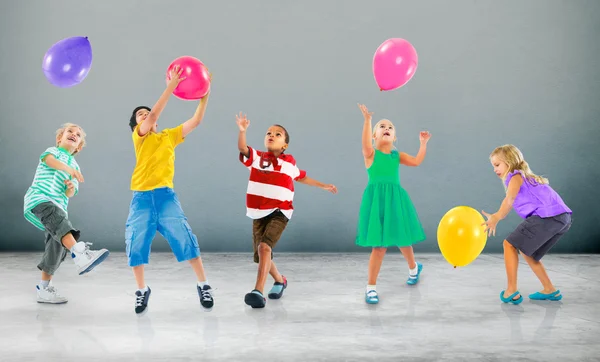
[356,149,426,248]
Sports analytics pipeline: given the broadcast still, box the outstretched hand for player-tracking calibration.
[481,210,499,237]
[419,131,431,143]
[167,65,186,87]
[358,104,373,122]
[322,184,338,194]
[236,112,250,132]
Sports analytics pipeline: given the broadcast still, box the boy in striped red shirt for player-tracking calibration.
[236,112,337,308]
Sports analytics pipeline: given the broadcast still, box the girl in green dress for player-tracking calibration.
[356,104,431,304]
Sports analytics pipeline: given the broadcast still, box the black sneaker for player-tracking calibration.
[197,284,214,310]
[244,289,266,308]
[135,287,151,315]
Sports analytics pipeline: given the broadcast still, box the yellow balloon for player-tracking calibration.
[437,206,487,267]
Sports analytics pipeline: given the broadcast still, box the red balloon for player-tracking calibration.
[166,56,210,101]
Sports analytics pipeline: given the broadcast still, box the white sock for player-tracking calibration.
[69,242,83,253]
[138,285,148,293]
[197,280,209,288]
[409,263,418,276]
[367,284,376,292]
[39,280,50,288]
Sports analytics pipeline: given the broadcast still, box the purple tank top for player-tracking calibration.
[505,170,572,219]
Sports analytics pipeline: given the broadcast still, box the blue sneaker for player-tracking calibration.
[268,275,287,299]
[244,289,266,308]
[406,262,423,285]
[365,290,379,304]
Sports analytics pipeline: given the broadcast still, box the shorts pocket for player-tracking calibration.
[125,225,135,257]
[182,221,199,248]
[519,225,535,239]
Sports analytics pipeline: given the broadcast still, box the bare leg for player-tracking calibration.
[503,240,520,299]
[41,271,52,283]
[188,256,207,281]
[399,246,417,269]
[368,248,387,285]
[521,253,559,296]
[133,265,145,290]
[269,261,284,283]
[60,233,76,250]
[254,243,272,293]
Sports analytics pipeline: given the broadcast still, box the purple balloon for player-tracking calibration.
[42,36,93,88]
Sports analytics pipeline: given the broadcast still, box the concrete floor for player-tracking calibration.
[0,252,598,362]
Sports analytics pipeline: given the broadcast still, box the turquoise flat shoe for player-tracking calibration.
[529,290,562,301]
[500,290,523,305]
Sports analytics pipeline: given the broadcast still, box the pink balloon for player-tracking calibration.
[166,56,210,101]
[372,38,418,91]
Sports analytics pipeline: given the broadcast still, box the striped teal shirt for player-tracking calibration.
[24,147,80,230]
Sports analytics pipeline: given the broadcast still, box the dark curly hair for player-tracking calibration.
[129,106,151,132]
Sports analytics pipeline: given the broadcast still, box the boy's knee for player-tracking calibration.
[258,242,272,254]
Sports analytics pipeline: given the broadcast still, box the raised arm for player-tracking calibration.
[182,86,210,138]
[400,131,431,167]
[139,65,185,137]
[358,104,374,160]
[236,112,250,158]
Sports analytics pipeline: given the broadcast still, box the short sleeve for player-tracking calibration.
[285,155,306,181]
[132,124,148,149]
[239,146,259,167]
[295,169,307,181]
[505,170,523,187]
[167,124,185,147]
[40,147,61,163]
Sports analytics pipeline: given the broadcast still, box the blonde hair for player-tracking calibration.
[56,123,86,155]
[490,144,548,185]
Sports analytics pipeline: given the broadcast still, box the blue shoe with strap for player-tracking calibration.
[406,262,423,285]
[500,290,523,305]
[365,290,379,304]
[529,290,562,301]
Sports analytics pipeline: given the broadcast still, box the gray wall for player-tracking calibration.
[1,0,598,253]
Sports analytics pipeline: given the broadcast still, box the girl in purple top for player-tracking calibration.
[482,144,572,305]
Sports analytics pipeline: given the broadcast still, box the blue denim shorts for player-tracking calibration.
[125,187,200,267]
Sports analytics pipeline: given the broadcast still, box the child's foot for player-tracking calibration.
[268,276,287,299]
[500,290,523,305]
[406,262,423,285]
[529,289,562,301]
[365,290,379,304]
[244,289,266,308]
[36,284,68,304]
[71,241,110,275]
[197,284,214,310]
[135,286,151,315]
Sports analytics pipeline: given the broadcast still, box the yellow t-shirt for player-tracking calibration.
[130,124,185,191]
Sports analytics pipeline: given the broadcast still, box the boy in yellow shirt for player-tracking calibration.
[125,66,212,314]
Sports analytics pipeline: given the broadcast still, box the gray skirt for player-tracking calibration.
[506,213,572,261]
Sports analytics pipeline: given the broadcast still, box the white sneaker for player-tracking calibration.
[37,284,68,304]
[71,241,110,275]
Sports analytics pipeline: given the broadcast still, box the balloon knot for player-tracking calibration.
[453,266,457,269]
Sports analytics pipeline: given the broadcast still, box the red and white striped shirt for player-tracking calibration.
[239,146,307,220]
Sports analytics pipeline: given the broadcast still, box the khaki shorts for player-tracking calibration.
[252,210,289,263]
[31,202,81,275]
